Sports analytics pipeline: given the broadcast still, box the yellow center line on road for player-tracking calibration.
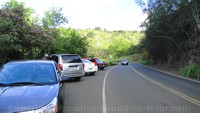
[129,65,200,107]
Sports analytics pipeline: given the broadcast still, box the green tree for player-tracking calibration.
[136,0,200,67]
[52,27,88,57]
[42,7,67,28]
[0,0,53,64]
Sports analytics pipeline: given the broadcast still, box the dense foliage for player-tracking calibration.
[52,27,88,57]
[0,0,53,64]
[0,0,87,65]
[136,0,200,67]
[78,29,144,58]
[179,65,200,79]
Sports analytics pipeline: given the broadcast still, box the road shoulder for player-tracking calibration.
[135,63,200,83]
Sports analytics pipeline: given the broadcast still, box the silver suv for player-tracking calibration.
[48,54,85,81]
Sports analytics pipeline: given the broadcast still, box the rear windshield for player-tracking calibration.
[82,59,90,63]
[89,59,95,62]
[96,59,103,63]
[62,55,82,63]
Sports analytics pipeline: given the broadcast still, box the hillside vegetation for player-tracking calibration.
[136,0,200,79]
[78,29,144,58]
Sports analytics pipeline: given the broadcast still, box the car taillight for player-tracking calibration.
[94,62,98,66]
[83,63,85,68]
[58,64,63,71]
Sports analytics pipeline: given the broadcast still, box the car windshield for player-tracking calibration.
[0,62,57,85]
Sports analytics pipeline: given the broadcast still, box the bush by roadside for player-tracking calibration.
[107,61,118,66]
[103,54,144,66]
[179,65,200,80]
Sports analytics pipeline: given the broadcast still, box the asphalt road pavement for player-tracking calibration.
[61,63,200,113]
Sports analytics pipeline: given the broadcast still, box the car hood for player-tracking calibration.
[0,84,59,112]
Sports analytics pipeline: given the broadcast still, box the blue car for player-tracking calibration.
[0,60,69,113]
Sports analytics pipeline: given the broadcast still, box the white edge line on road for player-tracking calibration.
[102,65,118,113]
[129,64,200,107]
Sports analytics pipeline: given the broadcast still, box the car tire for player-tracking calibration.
[57,96,63,113]
[100,67,104,70]
[74,77,81,81]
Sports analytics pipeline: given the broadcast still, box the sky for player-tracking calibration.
[0,0,147,31]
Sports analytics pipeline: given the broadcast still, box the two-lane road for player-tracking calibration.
[61,63,200,113]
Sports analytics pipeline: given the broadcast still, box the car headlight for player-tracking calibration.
[34,97,58,113]
[20,97,58,113]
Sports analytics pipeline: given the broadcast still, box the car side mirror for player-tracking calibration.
[60,76,70,83]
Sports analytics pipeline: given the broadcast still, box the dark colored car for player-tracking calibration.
[103,61,107,67]
[0,60,69,113]
[84,58,105,70]
[121,60,129,65]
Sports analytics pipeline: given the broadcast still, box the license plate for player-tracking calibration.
[70,67,78,70]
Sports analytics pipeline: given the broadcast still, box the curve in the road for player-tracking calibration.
[129,64,200,107]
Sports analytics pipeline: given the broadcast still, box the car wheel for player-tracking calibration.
[100,67,104,70]
[74,77,81,81]
[57,96,63,113]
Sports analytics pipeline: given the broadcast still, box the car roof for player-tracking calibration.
[7,60,54,65]
[81,59,90,62]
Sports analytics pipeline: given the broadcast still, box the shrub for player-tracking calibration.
[179,65,200,79]
[139,59,149,65]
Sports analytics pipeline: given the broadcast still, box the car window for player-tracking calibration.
[61,55,81,63]
[55,56,58,63]
[49,56,58,63]
[53,62,61,78]
[0,63,57,84]
[82,59,90,63]
[96,59,103,63]
[89,59,95,62]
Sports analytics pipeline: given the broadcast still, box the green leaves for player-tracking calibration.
[0,0,53,64]
[78,29,144,58]
[42,7,67,29]
[52,27,88,57]
[179,65,200,79]
[136,0,200,66]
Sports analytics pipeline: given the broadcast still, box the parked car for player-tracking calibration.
[84,58,105,70]
[103,61,108,67]
[0,60,69,113]
[48,54,85,81]
[82,59,98,75]
[121,59,129,65]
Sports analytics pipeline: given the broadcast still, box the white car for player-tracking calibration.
[82,59,98,75]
